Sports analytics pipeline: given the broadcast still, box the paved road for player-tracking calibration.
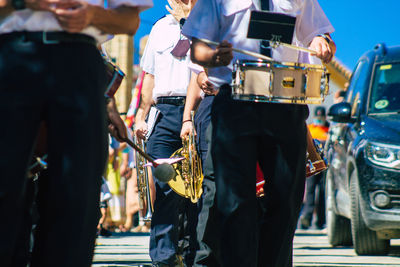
[92,229,400,267]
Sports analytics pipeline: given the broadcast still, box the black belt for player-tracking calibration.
[0,31,96,46]
[157,96,186,106]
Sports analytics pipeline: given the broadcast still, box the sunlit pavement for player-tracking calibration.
[92,229,400,267]
[294,228,400,267]
[92,231,152,267]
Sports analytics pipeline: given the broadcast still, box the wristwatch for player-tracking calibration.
[11,0,26,10]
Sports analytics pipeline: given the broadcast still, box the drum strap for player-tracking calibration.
[259,0,271,57]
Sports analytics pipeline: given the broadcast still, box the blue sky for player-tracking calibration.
[134,0,400,71]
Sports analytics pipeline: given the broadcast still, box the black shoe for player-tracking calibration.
[300,216,311,229]
[99,226,112,237]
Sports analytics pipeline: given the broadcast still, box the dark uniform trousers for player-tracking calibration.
[146,103,198,266]
[210,85,308,267]
[0,34,108,266]
[193,96,221,267]
[301,170,326,229]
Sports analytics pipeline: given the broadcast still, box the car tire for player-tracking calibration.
[325,168,352,246]
[349,170,389,255]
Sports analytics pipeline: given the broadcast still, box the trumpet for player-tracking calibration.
[168,111,204,203]
[134,137,153,222]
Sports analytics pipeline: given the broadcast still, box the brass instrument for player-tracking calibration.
[168,111,203,203]
[135,137,153,222]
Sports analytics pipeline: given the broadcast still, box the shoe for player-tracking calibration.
[119,224,131,233]
[152,255,184,267]
[99,226,112,237]
[131,225,143,233]
[141,222,151,233]
[300,216,311,229]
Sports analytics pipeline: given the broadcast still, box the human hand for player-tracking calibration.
[165,0,195,22]
[120,163,132,177]
[134,120,148,141]
[53,0,94,33]
[197,71,218,95]
[106,98,128,142]
[309,34,336,64]
[211,40,233,67]
[180,120,196,139]
[0,0,9,8]
[24,0,74,11]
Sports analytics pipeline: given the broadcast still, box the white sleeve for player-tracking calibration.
[188,60,204,75]
[108,0,153,11]
[182,0,220,42]
[295,0,334,46]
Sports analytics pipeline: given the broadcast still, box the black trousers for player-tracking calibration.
[0,36,108,267]
[301,171,326,228]
[211,85,308,267]
[193,96,221,267]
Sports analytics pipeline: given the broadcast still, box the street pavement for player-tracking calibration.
[92,229,400,267]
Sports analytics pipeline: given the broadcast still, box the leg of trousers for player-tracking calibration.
[210,86,308,267]
[147,104,197,266]
[302,171,326,228]
[193,96,221,267]
[302,174,319,221]
[0,39,108,267]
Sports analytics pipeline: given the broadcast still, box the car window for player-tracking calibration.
[369,62,400,114]
[346,59,370,116]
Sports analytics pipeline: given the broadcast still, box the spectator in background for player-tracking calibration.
[334,82,349,103]
[300,106,329,230]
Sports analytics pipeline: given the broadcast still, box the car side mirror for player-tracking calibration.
[328,102,355,123]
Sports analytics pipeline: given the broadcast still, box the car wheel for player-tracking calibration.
[349,170,389,255]
[325,168,352,246]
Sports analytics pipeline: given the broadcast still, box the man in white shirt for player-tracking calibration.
[0,0,152,266]
[182,0,336,266]
[134,1,198,266]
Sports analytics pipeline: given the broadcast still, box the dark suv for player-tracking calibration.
[325,43,400,255]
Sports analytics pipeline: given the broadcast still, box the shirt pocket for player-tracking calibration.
[154,41,175,72]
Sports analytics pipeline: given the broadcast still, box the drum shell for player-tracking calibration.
[232,60,327,104]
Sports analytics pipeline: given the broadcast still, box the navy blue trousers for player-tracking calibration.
[147,104,198,266]
[0,37,108,267]
[211,85,308,267]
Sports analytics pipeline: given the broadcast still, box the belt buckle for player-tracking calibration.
[42,31,60,45]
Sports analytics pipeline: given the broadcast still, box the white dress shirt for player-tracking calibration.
[0,0,153,42]
[140,14,192,102]
[182,0,334,88]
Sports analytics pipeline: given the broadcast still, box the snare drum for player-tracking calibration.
[232,60,329,104]
[103,57,125,98]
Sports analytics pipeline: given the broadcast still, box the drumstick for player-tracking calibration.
[273,41,317,54]
[198,38,318,59]
[197,38,273,62]
[122,137,157,166]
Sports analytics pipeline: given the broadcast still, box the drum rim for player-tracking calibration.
[234,59,326,70]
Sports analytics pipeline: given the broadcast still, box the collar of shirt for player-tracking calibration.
[221,0,302,16]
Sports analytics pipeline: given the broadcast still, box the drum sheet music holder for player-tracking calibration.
[247,10,296,46]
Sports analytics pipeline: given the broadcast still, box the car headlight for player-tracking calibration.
[365,142,400,169]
